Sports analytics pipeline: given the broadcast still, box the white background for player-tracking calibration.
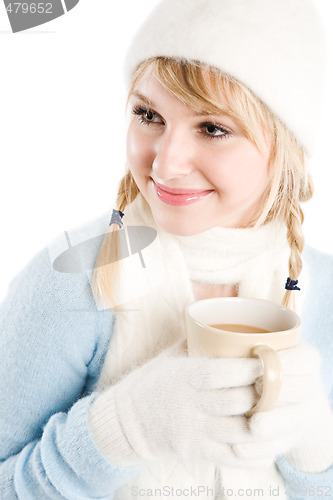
[0,0,332,302]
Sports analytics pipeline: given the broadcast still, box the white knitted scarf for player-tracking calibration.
[94,193,308,500]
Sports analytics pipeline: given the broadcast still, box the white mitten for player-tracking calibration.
[232,343,333,472]
[89,338,267,468]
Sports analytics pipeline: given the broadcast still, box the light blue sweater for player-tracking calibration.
[0,226,333,499]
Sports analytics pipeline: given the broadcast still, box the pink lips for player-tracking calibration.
[152,179,214,206]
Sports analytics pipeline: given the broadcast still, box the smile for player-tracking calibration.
[152,180,214,206]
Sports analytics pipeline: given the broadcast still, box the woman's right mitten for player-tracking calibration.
[88,338,263,466]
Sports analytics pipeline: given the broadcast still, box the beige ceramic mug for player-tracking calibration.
[185,297,301,417]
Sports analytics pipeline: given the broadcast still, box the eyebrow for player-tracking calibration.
[130,91,155,107]
[130,91,218,117]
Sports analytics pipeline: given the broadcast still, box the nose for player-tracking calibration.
[152,128,195,181]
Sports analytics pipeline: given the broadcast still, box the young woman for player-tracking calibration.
[1,0,333,499]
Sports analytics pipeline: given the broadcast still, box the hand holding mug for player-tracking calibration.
[89,330,330,470]
[185,297,333,467]
[185,297,301,416]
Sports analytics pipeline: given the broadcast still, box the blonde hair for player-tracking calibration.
[91,57,313,312]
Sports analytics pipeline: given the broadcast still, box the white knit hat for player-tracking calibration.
[123,0,327,157]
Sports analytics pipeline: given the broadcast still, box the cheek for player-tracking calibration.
[209,142,269,195]
[127,124,154,174]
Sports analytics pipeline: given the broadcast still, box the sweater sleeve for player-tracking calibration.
[275,463,333,500]
[0,244,141,499]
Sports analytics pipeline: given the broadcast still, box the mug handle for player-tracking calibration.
[245,344,283,417]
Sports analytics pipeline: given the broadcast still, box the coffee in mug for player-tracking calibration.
[209,323,271,334]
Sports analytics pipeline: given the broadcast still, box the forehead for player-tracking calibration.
[132,66,171,99]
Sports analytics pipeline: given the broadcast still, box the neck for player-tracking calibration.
[191,281,239,301]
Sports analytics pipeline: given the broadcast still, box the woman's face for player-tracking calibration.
[126,65,272,235]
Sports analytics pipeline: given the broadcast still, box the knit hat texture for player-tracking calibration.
[123,0,328,157]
